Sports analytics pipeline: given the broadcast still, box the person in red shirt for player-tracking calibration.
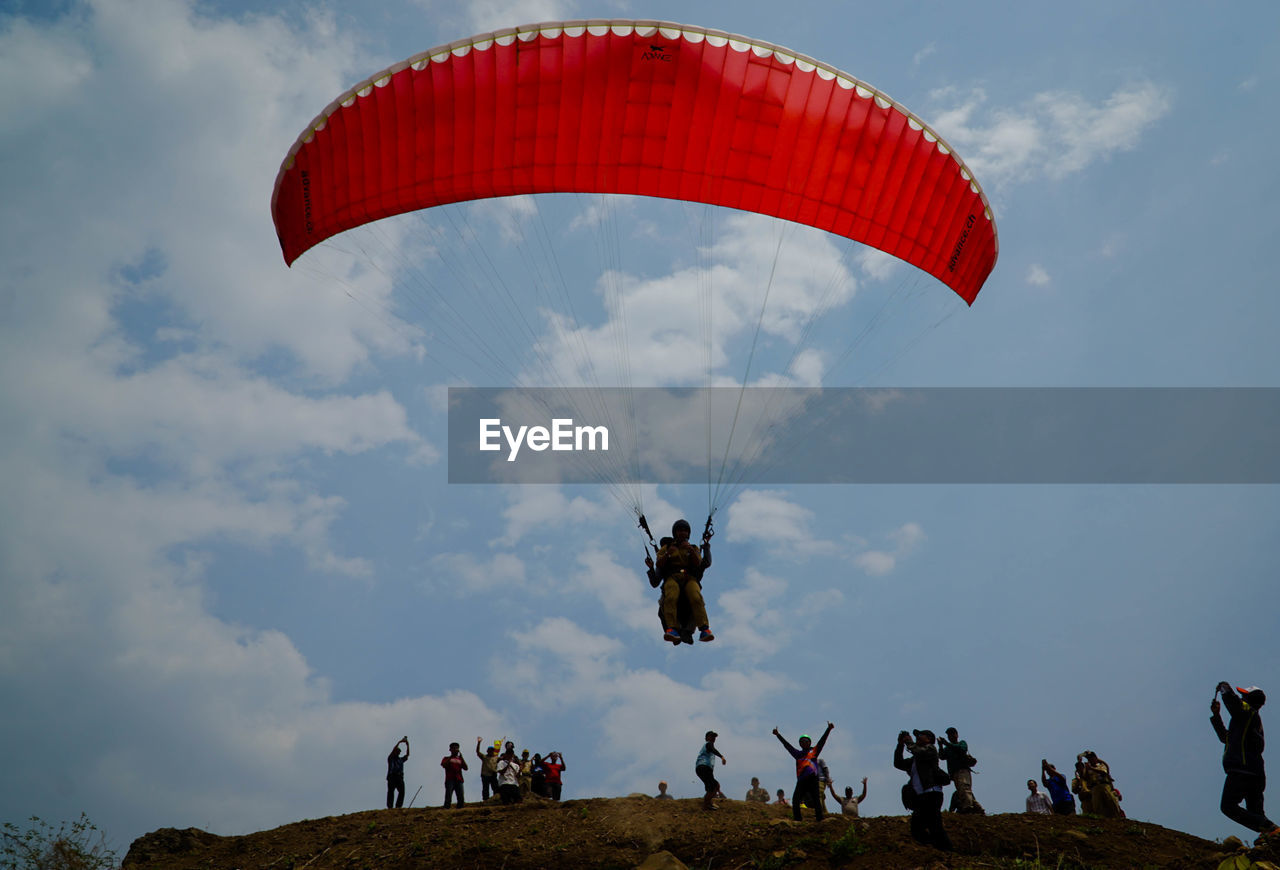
[441,742,468,808]
[541,751,566,800]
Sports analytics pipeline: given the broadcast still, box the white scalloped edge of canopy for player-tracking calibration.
[280,19,995,226]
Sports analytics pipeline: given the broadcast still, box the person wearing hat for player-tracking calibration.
[655,519,714,643]
[773,722,835,822]
[1212,682,1278,841]
[1077,750,1123,818]
[695,730,727,810]
[894,729,952,851]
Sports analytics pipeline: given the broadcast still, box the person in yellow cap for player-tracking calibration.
[655,519,714,644]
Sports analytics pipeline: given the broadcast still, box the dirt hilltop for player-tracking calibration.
[122,795,1270,869]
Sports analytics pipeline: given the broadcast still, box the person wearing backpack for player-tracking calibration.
[895,729,953,852]
[938,727,986,814]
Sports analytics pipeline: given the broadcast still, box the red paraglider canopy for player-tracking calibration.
[272,20,997,303]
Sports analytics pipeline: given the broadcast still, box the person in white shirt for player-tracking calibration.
[1026,779,1054,814]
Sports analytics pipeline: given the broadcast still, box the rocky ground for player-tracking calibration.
[122,795,1276,869]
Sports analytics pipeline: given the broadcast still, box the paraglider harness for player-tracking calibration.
[640,514,713,645]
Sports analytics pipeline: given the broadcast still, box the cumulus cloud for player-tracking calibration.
[522,212,857,390]
[715,567,789,660]
[495,615,791,794]
[724,490,821,549]
[447,0,577,35]
[853,522,925,576]
[566,548,659,633]
[496,485,613,547]
[928,82,1173,189]
[0,0,457,844]
[428,551,527,594]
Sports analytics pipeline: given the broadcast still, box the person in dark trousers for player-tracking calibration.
[773,722,835,822]
[496,748,521,804]
[441,741,468,808]
[894,729,952,852]
[1212,682,1279,843]
[1041,759,1076,815]
[386,736,409,808]
[530,753,547,798]
[476,737,499,801]
[695,730,727,810]
[541,751,566,800]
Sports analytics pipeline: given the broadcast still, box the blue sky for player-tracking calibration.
[2,0,1278,854]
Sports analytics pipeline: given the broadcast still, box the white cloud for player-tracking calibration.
[521,213,857,389]
[0,0,461,843]
[856,248,900,282]
[891,522,925,551]
[853,550,897,576]
[496,485,613,547]
[463,0,578,35]
[853,522,925,576]
[715,567,789,660]
[724,490,820,549]
[428,551,527,595]
[569,548,663,634]
[0,461,505,839]
[929,82,1173,189]
[0,17,94,133]
[1027,264,1051,286]
[495,615,792,795]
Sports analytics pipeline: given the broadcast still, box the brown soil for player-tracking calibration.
[122,795,1271,869]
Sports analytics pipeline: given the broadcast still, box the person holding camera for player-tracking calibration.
[1212,682,1278,842]
[938,726,985,814]
[894,729,952,851]
[1041,759,1076,815]
[1078,750,1123,818]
